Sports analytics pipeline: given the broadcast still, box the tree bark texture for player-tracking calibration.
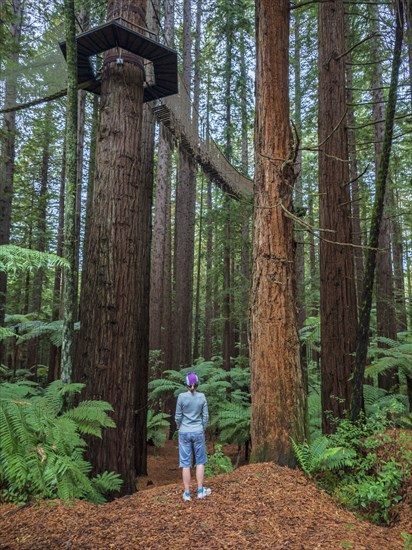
[173,0,196,370]
[76,0,149,493]
[149,124,171,352]
[318,0,357,433]
[250,0,306,465]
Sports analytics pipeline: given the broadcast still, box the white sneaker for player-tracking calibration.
[182,492,191,501]
[197,487,212,499]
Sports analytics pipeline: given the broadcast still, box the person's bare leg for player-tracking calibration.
[182,467,191,492]
[196,464,205,489]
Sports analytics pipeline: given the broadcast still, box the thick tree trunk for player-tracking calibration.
[76,1,149,493]
[318,0,357,433]
[250,0,306,465]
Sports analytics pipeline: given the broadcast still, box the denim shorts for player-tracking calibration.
[178,431,207,467]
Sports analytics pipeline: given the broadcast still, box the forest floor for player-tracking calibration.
[1,440,411,549]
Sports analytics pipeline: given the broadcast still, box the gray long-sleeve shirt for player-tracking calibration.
[175,391,209,433]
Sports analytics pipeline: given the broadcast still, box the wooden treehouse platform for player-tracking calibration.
[60,18,253,199]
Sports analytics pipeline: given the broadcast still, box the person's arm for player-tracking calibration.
[202,396,209,431]
[175,395,183,429]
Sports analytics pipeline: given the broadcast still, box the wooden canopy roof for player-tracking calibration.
[59,18,178,102]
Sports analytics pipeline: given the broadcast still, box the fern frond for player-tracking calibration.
[0,245,69,274]
[315,446,356,471]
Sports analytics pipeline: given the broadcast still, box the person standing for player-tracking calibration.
[175,372,212,501]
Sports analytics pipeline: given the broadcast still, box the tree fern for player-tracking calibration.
[366,335,412,378]
[0,244,68,274]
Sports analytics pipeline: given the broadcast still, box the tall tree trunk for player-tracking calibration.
[193,178,204,361]
[149,0,174,353]
[223,198,232,371]
[0,0,23,366]
[369,6,398,391]
[307,188,317,318]
[61,0,78,385]
[48,137,66,383]
[27,103,53,374]
[250,0,306,464]
[222,16,235,371]
[345,16,364,309]
[240,29,250,358]
[173,0,196,370]
[161,179,173,373]
[203,177,213,360]
[390,187,407,332]
[293,14,305,331]
[75,0,149,494]
[318,0,357,433]
[351,1,404,421]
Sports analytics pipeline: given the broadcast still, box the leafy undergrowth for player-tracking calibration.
[1,460,411,549]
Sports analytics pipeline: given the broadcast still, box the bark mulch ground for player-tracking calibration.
[1,442,411,549]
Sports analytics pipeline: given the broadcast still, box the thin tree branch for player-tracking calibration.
[335,33,380,61]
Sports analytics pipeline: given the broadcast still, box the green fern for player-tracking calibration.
[366,335,412,378]
[0,244,68,274]
[0,380,122,504]
[291,436,356,477]
[147,409,170,448]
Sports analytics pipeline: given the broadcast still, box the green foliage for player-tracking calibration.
[0,380,122,504]
[148,357,251,446]
[336,459,404,526]
[292,414,412,526]
[366,335,412,380]
[401,532,412,550]
[205,444,233,478]
[0,245,68,274]
[291,436,356,477]
[147,409,170,448]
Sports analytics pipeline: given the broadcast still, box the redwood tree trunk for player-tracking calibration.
[0,0,23,366]
[250,0,305,465]
[173,0,196,370]
[76,1,150,493]
[370,8,398,391]
[318,0,357,433]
